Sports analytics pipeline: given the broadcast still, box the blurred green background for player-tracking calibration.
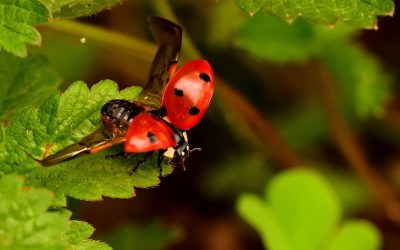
[18,0,400,249]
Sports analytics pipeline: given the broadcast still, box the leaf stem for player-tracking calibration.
[313,61,400,223]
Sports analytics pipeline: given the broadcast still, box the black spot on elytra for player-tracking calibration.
[147,132,157,144]
[199,73,211,83]
[189,106,200,116]
[174,88,184,97]
[160,106,167,117]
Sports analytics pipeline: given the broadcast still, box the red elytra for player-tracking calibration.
[161,59,214,130]
[125,113,176,153]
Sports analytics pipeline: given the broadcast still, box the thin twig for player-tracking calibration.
[313,61,400,222]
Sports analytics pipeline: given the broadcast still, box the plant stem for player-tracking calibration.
[40,19,157,63]
[313,61,400,223]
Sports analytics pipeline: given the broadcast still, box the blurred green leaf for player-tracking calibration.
[236,13,391,119]
[0,51,61,120]
[322,43,391,118]
[327,221,381,250]
[275,101,328,153]
[206,0,245,48]
[105,223,180,250]
[0,0,50,56]
[237,169,381,250]
[236,13,354,63]
[234,0,394,28]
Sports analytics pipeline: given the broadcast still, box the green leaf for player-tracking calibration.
[25,149,172,206]
[238,194,293,250]
[236,13,355,63]
[0,0,50,57]
[0,80,175,206]
[236,13,391,119]
[41,0,122,18]
[268,170,341,250]
[234,0,394,28]
[327,221,381,250]
[0,175,109,249]
[322,43,391,119]
[0,174,68,249]
[66,221,111,250]
[104,223,181,250]
[0,51,61,120]
[237,169,381,250]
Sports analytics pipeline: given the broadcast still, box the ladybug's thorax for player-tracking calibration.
[101,100,145,136]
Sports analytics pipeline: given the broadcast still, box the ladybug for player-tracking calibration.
[38,16,213,173]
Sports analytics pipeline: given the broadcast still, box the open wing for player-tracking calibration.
[40,128,125,166]
[136,16,182,109]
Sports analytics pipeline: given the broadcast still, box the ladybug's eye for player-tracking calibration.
[199,73,211,83]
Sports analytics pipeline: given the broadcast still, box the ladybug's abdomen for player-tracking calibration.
[101,100,145,136]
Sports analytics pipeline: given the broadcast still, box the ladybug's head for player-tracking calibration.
[162,130,200,169]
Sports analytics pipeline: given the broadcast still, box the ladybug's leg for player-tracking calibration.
[129,151,154,175]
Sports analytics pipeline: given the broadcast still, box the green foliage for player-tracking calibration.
[237,169,381,250]
[0,0,122,57]
[105,223,181,250]
[327,221,380,250]
[236,13,354,63]
[66,221,112,250]
[0,51,61,120]
[41,0,122,18]
[0,175,109,249]
[234,0,394,28]
[0,0,50,56]
[0,80,173,206]
[322,43,391,118]
[237,13,390,119]
[201,153,271,199]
